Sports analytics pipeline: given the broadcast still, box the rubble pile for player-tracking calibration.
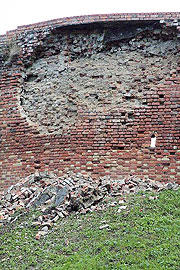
[0,172,179,237]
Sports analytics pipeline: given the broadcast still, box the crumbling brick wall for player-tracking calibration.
[0,13,180,191]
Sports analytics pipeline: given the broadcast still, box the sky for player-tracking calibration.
[0,0,179,35]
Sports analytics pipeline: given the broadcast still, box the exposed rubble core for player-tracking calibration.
[19,24,180,134]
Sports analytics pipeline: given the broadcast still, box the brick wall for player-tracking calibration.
[0,12,180,191]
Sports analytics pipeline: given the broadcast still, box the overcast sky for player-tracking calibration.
[0,0,179,35]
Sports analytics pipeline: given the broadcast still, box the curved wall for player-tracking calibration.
[0,13,180,191]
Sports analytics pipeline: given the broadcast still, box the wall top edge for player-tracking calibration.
[3,12,180,37]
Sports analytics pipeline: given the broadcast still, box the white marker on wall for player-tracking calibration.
[151,133,156,148]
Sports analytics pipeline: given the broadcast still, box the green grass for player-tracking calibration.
[0,189,180,270]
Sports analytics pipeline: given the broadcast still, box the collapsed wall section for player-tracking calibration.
[0,13,180,191]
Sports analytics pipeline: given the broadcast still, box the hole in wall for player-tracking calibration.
[112,146,125,150]
[91,75,104,79]
[19,97,24,106]
[34,160,40,164]
[34,165,41,169]
[34,160,41,169]
[128,112,134,119]
[125,95,135,101]
[63,158,71,162]
[25,74,38,82]
[163,163,170,166]
[142,101,147,105]
[92,160,100,164]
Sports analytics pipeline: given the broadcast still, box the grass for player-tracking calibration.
[0,189,180,270]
